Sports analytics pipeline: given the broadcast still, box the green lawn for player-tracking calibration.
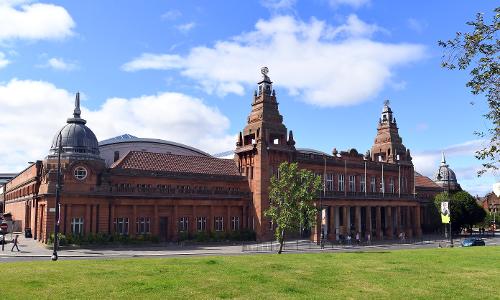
[3,247,499,299]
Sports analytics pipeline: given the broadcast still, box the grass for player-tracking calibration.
[2,247,500,299]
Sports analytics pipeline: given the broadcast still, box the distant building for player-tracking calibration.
[3,68,449,243]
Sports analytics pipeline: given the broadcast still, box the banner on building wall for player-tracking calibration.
[441,201,450,224]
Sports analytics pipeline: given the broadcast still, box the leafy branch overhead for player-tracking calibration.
[439,7,499,175]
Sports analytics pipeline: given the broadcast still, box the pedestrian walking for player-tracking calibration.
[11,234,20,252]
[367,233,371,245]
[347,234,351,245]
[355,232,360,245]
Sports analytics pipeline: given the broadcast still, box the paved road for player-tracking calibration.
[1,234,498,262]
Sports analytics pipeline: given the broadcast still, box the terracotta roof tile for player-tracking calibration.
[415,172,440,189]
[112,151,240,176]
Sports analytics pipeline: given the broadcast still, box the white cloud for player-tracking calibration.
[0,1,74,42]
[407,18,427,34]
[412,139,499,196]
[325,14,387,39]
[161,9,181,21]
[329,0,370,9]
[122,53,183,72]
[0,79,235,172]
[39,57,78,71]
[123,15,425,107]
[261,0,296,11]
[175,22,196,33]
[0,51,9,68]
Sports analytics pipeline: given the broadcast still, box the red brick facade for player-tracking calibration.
[2,69,441,243]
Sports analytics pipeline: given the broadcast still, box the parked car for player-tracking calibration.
[461,238,485,247]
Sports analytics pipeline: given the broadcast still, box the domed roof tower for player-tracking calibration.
[48,92,100,159]
[434,152,461,192]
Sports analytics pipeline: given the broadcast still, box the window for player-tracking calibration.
[370,176,376,192]
[115,217,129,235]
[360,175,366,193]
[74,166,87,180]
[349,175,356,192]
[71,217,84,235]
[326,173,334,191]
[113,151,120,162]
[215,216,224,231]
[231,216,240,231]
[136,217,151,234]
[389,177,395,193]
[179,217,189,232]
[197,217,207,231]
[269,220,274,231]
[338,174,345,192]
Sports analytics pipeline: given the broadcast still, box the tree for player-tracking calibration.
[439,7,499,175]
[264,162,322,254]
[434,191,486,233]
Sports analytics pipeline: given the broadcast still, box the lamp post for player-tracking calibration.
[51,132,62,261]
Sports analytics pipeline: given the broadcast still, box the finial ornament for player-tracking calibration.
[383,99,390,106]
[261,66,269,76]
[441,151,447,164]
[74,92,81,118]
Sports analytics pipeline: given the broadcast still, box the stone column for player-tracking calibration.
[209,206,214,233]
[154,204,159,236]
[85,204,91,235]
[415,205,422,237]
[172,205,178,240]
[328,206,335,240]
[365,206,372,238]
[376,206,382,239]
[343,206,349,235]
[109,204,115,234]
[65,204,72,235]
[132,205,137,236]
[407,206,413,238]
[396,206,402,237]
[226,206,231,232]
[385,206,393,239]
[355,206,361,234]
[192,205,197,234]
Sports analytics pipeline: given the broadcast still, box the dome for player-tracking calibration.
[434,152,460,191]
[48,93,100,159]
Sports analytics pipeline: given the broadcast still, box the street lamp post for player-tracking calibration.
[51,132,63,261]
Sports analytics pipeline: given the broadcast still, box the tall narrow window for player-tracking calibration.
[178,217,189,232]
[71,217,84,235]
[136,217,151,234]
[197,217,207,231]
[326,173,334,191]
[338,174,345,192]
[349,175,356,192]
[113,151,120,162]
[115,217,129,235]
[215,216,224,231]
[389,177,395,193]
[360,175,366,193]
[370,176,376,192]
[231,216,240,231]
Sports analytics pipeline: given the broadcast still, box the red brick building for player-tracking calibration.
[2,68,441,243]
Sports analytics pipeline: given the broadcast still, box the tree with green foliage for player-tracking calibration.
[439,7,499,175]
[434,191,486,233]
[264,162,322,254]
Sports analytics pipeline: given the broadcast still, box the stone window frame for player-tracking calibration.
[231,216,240,231]
[74,166,88,180]
[71,217,84,235]
[214,216,224,231]
[197,217,207,232]
[136,216,151,234]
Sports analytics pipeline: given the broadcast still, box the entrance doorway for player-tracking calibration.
[159,217,169,241]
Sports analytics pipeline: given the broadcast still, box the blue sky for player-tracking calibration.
[0,0,498,196]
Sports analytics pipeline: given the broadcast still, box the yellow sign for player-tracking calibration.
[441,202,450,224]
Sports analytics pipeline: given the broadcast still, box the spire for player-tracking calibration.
[237,132,243,147]
[74,92,81,118]
[67,92,86,125]
[441,152,447,165]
